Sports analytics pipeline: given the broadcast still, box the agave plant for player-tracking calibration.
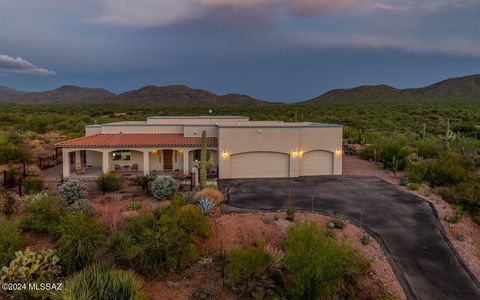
[264,244,284,270]
[197,198,214,215]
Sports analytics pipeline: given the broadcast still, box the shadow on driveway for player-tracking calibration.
[218,176,480,300]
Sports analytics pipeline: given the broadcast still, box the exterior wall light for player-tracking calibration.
[292,149,304,158]
[335,148,343,156]
[222,150,230,158]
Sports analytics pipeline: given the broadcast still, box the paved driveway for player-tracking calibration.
[218,176,480,300]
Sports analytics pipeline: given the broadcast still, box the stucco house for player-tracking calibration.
[56,116,343,179]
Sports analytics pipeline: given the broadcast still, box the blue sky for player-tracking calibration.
[1,0,480,102]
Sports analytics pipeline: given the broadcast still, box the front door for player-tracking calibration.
[163,150,173,170]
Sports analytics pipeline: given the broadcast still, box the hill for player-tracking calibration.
[115,85,270,106]
[301,74,480,104]
[0,85,115,104]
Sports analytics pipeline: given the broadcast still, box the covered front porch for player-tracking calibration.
[61,148,218,178]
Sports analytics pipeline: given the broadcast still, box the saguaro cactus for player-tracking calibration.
[419,123,427,140]
[200,130,207,188]
[438,119,456,150]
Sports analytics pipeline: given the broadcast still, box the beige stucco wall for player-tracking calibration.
[100,125,183,134]
[85,151,102,166]
[218,126,342,179]
[183,126,218,137]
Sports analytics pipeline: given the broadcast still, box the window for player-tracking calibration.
[193,149,211,161]
[112,150,131,161]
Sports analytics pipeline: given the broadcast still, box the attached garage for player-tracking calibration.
[300,150,334,176]
[230,152,289,178]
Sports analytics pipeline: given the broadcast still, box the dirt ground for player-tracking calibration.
[343,155,480,281]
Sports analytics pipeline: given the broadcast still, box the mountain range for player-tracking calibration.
[1,74,479,106]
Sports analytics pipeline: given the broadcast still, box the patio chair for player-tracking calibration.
[114,164,122,172]
[131,163,139,172]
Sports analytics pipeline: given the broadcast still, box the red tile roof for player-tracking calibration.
[56,134,218,148]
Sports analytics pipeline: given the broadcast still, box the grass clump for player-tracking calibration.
[112,204,211,278]
[61,264,147,300]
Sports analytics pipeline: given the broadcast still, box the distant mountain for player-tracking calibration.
[115,84,270,106]
[0,84,270,106]
[0,85,115,104]
[1,74,480,105]
[301,74,480,104]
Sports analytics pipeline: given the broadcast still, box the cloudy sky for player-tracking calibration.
[1,0,480,101]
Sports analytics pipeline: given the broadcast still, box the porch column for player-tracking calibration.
[102,151,109,174]
[183,150,189,176]
[143,151,150,176]
[62,149,70,178]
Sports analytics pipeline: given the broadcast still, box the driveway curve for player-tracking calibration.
[218,176,480,300]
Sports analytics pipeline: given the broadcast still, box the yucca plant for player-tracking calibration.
[197,198,214,215]
[128,200,141,210]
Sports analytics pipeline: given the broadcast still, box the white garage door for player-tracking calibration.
[230,152,289,178]
[300,150,333,176]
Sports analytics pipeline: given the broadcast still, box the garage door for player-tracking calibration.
[300,150,333,176]
[230,152,289,178]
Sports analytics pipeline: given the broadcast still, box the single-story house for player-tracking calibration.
[55,116,343,179]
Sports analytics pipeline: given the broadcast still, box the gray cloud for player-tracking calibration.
[0,54,55,76]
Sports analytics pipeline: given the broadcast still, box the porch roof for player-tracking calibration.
[55,133,218,148]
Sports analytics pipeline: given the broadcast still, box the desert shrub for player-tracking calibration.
[151,176,180,200]
[282,221,370,300]
[407,152,468,187]
[331,218,346,229]
[61,264,147,300]
[56,213,108,274]
[407,183,421,191]
[21,176,44,195]
[194,188,224,204]
[416,138,442,159]
[58,179,88,204]
[0,248,61,284]
[68,198,96,217]
[439,175,480,224]
[24,165,43,177]
[0,220,25,266]
[128,200,141,210]
[380,143,411,171]
[227,241,272,283]
[112,204,211,278]
[97,172,122,192]
[20,193,67,233]
[132,175,153,195]
[3,167,18,189]
[1,192,16,218]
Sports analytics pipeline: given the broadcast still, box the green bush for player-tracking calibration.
[439,175,480,225]
[282,221,370,300]
[132,175,153,195]
[0,220,26,266]
[67,198,96,217]
[407,152,468,187]
[380,143,411,171]
[21,176,44,195]
[0,248,61,284]
[20,193,67,233]
[416,138,441,159]
[56,213,108,274]
[407,183,421,191]
[226,241,272,283]
[112,204,211,278]
[97,172,122,192]
[58,179,88,204]
[61,264,147,300]
[151,176,180,200]
[1,192,16,218]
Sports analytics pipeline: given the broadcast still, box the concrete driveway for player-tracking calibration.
[218,176,480,300]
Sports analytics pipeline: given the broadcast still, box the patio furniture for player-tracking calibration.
[131,163,139,172]
[123,165,131,172]
[114,164,122,172]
